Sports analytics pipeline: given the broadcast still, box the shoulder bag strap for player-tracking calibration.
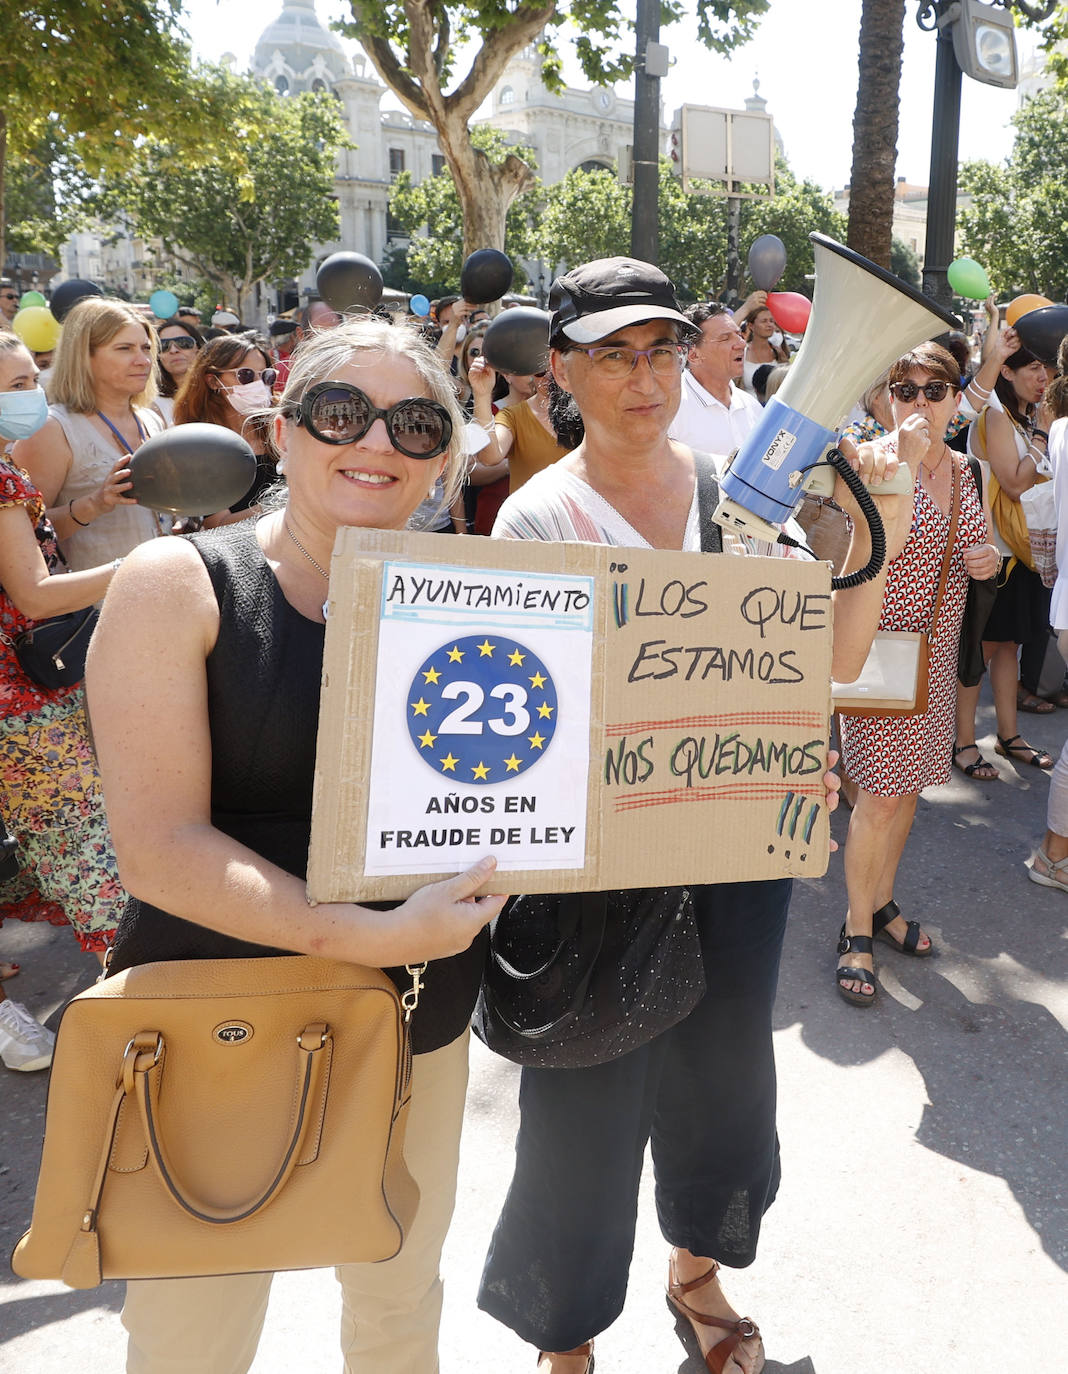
[695,454,723,554]
[928,456,959,642]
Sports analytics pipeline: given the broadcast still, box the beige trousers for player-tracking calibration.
[122,1031,470,1374]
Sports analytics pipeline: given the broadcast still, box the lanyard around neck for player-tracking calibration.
[96,409,147,456]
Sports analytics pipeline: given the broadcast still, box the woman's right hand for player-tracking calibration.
[468,356,497,404]
[361,856,506,966]
[89,456,136,514]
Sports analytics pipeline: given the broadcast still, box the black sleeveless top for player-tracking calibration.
[108,520,487,1054]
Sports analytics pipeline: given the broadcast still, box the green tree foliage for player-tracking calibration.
[958,90,1068,301]
[387,128,537,288]
[339,1,768,255]
[890,236,921,289]
[0,3,240,268]
[533,159,843,299]
[102,76,349,320]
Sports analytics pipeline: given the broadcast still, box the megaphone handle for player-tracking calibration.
[826,448,888,591]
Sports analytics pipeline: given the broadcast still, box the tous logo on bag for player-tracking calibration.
[213,1022,254,1045]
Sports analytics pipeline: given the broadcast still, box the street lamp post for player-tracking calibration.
[921,5,963,308]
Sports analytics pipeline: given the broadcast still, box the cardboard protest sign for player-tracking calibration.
[307,530,833,902]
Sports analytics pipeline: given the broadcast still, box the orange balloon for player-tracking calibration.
[1006,293,1053,326]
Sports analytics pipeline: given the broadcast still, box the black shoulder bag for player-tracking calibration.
[957,456,998,688]
[472,456,722,1069]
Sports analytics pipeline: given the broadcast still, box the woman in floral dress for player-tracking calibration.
[836,343,1000,1007]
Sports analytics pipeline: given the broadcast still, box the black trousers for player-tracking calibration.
[477,878,791,1352]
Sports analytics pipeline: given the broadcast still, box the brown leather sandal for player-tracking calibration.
[667,1257,762,1373]
[536,1341,594,1372]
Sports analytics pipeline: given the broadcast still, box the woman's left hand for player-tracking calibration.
[963,542,1000,581]
[823,748,841,852]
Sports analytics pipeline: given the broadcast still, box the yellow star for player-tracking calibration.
[478,639,496,657]
[537,702,554,719]
[447,645,464,662]
[410,698,430,717]
[471,761,491,780]
[508,648,525,666]
[422,665,441,685]
[529,671,547,689]
[417,729,436,748]
[527,731,546,750]
[439,753,458,773]
[504,753,523,772]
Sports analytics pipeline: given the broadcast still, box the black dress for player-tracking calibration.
[108,520,486,1054]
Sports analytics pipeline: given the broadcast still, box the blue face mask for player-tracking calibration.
[0,387,49,441]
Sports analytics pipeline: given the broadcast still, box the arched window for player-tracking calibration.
[500,86,515,106]
[312,78,327,93]
[275,75,289,95]
[577,159,613,175]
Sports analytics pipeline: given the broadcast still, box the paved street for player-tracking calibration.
[2,689,1066,1372]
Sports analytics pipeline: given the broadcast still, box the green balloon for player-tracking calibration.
[947,257,990,301]
[19,290,46,308]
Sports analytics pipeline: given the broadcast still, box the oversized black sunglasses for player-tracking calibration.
[290,381,453,460]
[889,380,951,403]
[159,336,197,353]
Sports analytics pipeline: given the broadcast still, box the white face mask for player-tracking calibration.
[768,331,784,349]
[454,323,467,344]
[225,379,271,415]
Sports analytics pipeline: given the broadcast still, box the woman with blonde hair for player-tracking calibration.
[15,297,165,568]
[87,317,505,1373]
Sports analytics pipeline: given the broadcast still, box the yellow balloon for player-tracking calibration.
[12,306,61,352]
[1006,293,1053,326]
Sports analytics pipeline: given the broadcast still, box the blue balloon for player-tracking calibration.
[410,294,430,317]
[149,289,180,319]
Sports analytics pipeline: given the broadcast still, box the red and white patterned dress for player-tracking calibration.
[841,453,987,797]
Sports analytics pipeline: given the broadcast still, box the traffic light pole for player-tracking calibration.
[631,0,661,264]
[922,12,962,310]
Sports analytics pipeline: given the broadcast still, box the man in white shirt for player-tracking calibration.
[668,302,763,470]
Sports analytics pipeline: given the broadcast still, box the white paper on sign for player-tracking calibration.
[363,560,595,875]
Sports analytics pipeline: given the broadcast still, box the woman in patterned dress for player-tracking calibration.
[836,343,1000,1007]
[0,332,127,1068]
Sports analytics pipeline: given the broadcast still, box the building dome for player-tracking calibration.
[253,0,351,93]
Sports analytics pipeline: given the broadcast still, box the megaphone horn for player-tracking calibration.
[714,233,960,551]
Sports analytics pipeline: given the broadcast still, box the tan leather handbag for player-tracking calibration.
[12,955,419,1289]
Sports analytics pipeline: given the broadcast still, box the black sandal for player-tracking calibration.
[872,899,933,957]
[835,925,876,1007]
[995,734,1054,771]
[953,742,998,781]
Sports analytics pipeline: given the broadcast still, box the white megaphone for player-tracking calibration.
[714,233,961,548]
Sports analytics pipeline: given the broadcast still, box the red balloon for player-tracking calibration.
[766,291,811,334]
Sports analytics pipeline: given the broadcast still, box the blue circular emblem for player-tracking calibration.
[406,636,558,784]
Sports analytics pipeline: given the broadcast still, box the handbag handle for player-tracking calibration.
[927,456,959,644]
[128,1025,332,1224]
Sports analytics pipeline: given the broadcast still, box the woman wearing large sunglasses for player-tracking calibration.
[836,343,1000,1007]
[152,315,203,426]
[85,317,506,1373]
[173,333,279,527]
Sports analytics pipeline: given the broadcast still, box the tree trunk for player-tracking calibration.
[436,114,536,259]
[846,0,906,268]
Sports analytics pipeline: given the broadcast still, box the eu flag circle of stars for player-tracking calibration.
[405,635,558,785]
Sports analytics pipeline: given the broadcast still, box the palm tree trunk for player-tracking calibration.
[846,0,906,268]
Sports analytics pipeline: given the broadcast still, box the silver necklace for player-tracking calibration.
[284,520,330,620]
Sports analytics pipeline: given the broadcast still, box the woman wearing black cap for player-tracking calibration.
[476,257,923,1374]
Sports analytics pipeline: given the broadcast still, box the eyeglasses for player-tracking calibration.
[0,293,17,302]
[290,381,453,459]
[889,380,951,403]
[211,366,278,387]
[159,336,197,353]
[571,343,688,379]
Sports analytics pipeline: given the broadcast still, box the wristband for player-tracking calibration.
[69,498,90,528]
[1032,428,1048,441]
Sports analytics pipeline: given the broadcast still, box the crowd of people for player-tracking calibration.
[1,254,1065,1373]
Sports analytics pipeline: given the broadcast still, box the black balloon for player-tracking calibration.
[50,278,103,322]
[460,249,514,305]
[481,307,550,377]
[128,425,258,516]
[1013,304,1068,365]
[316,252,384,312]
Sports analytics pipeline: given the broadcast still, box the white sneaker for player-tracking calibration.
[0,997,55,1071]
